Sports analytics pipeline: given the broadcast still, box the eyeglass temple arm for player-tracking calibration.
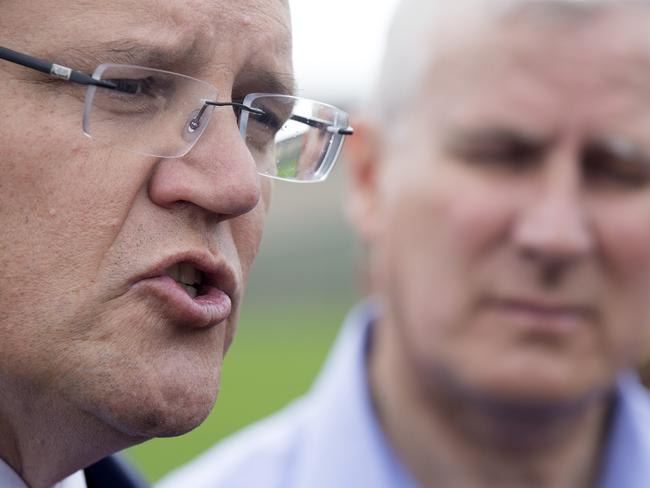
[201,100,354,136]
[0,46,118,90]
[289,113,354,136]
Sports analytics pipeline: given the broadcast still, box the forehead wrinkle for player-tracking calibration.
[35,0,224,70]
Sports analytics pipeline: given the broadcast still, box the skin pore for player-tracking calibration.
[0,0,292,486]
[346,2,650,487]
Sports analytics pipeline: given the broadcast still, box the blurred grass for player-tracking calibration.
[126,303,347,482]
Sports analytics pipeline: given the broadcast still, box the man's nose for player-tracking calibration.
[512,157,594,268]
[147,110,261,217]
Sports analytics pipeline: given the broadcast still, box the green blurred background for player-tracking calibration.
[127,170,361,482]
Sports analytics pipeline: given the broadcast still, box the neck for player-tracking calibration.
[0,377,145,488]
[369,322,612,488]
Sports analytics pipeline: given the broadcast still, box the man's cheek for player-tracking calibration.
[234,210,267,274]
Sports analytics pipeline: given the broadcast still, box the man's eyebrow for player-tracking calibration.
[56,39,205,73]
[236,68,296,97]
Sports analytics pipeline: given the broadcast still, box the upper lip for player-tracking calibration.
[132,251,238,300]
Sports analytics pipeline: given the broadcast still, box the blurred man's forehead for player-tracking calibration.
[431,1,650,89]
[375,0,650,124]
[433,1,650,65]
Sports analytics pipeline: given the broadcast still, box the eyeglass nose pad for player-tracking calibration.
[183,106,212,143]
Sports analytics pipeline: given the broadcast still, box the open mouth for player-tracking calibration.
[164,262,205,299]
[130,253,235,328]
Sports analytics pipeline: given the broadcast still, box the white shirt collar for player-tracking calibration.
[0,457,27,488]
[0,458,86,488]
[55,471,87,488]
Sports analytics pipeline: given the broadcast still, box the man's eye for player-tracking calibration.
[451,138,541,169]
[107,76,172,99]
[583,145,650,189]
[250,110,283,132]
[92,76,177,116]
[244,110,282,151]
[109,79,142,94]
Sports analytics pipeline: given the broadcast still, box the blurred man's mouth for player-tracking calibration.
[483,296,596,334]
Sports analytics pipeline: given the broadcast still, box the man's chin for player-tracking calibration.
[462,382,609,422]
[489,364,617,408]
[92,381,220,440]
[426,358,616,415]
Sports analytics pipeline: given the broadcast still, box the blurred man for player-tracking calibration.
[159,1,650,487]
[0,1,353,486]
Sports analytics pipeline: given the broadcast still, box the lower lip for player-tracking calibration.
[132,276,232,329]
[487,303,588,334]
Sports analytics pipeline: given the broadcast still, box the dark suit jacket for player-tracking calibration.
[84,455,149,488]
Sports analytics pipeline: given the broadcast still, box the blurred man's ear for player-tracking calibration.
[343,114,384,243]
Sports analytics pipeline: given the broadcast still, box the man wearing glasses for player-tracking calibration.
[163,1,650,487]
[0,1,352,487]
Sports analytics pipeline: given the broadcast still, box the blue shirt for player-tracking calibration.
[600,374,650,487]
[159,303,650,488]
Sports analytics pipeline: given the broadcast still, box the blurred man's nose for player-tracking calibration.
[148,110,261,218]
[512,150,595,273]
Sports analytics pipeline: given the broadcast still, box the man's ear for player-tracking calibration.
[343,114,384,242]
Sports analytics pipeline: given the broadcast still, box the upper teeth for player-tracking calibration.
[165,263,203,287]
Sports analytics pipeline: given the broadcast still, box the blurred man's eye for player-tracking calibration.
[445,129,543,170]
[583,142,650,189]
